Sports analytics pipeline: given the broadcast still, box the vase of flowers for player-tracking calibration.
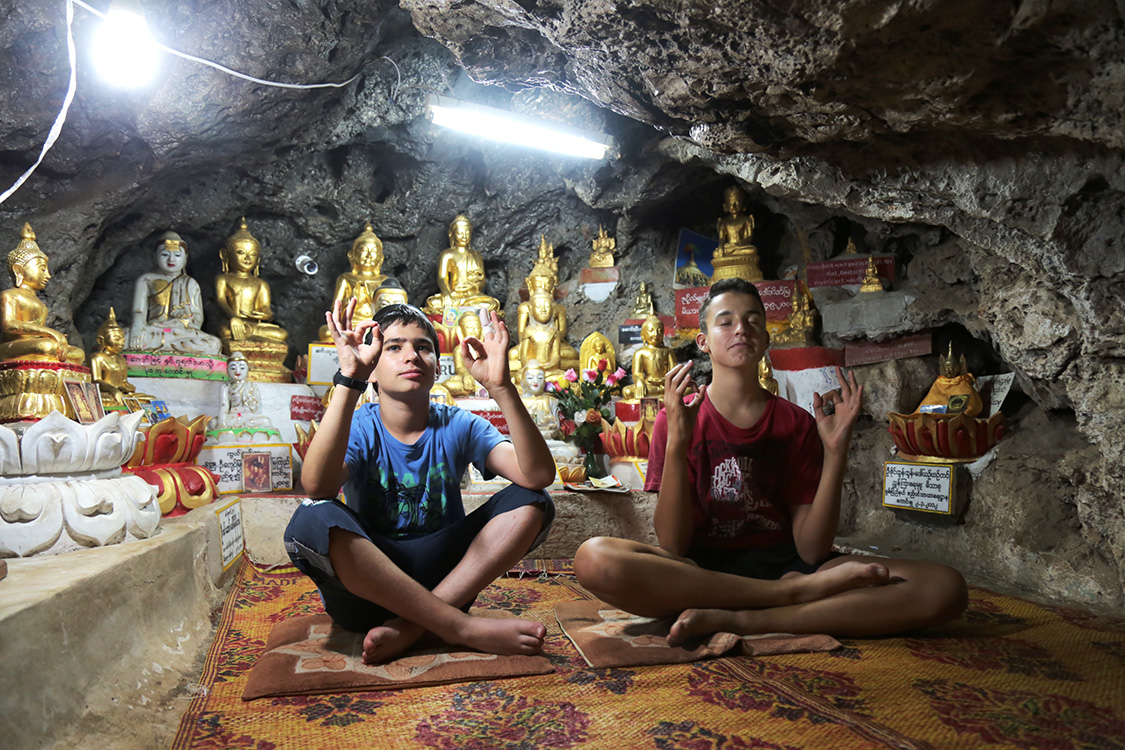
[548,359,626,480]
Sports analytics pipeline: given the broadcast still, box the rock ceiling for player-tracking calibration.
[0,1,1123,597]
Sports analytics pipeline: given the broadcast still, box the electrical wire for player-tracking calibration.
[0,0,365,206]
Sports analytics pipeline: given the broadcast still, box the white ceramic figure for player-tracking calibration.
[129,232,222,355]
[217,352,277,436]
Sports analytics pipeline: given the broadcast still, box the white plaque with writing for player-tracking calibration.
[883,461,955,515]
[438,354,456,383]
[307,343,341,386]
[215,498,244,570]
[198,444,294,494]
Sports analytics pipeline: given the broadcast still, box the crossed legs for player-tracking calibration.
[574,537,967,644]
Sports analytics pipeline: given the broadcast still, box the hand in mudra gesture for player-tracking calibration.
[460,310,511,393]
[325,297,382,381]
[814,366,863,456]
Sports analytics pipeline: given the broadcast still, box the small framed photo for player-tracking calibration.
[148,399,171,422]
[63,380,97,424]
[82,382,106,421]
[122,396,143,413]
[242,452,272,493]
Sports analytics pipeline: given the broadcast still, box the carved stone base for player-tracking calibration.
[0,473,160,557]
[222,339,291,382]
[0,360,92,423]
[709,255,763,283]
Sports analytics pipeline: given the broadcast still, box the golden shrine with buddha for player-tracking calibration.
[621,314,676,402]
[509,235,579,382]
[318,223,388,342]
[709,185,764,283]
[90,308,152,409]
[0,223,92,422]
[215,218,291,382]
[423,215,501,322]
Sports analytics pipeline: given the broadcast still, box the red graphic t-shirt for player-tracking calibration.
[645,394,823,550]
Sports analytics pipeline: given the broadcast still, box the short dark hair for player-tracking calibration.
[372,303,440,353]
[699,278,764,332]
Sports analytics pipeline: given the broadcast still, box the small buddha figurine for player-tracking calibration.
[422,215,500,319]
[758,352,779,396]
[630,281,655,319]
[443,310,486,397]
[588,225,616,268]
[317,223,388,342]
[709,185,763,283]
[622,315,677,401]
[915,344,984,417]
[0,223,85,365]
[509,236,578,380]
[844,237,859,254]
[129,232,222,355]
[520,360,561,440]
[579,331,616,375]
[217,352,278,433]
[215,218,290,381]
[772,283,818,348]
[858,255,884,293]
[373,277,408,309]
[91,308,152,408]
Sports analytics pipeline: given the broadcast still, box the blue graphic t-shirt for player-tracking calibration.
[342,402,507,539]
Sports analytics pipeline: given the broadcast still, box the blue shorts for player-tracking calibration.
[283,484,554,632]
[688,539,843,580]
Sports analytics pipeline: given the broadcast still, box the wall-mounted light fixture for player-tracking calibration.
[90,0,159,87]
[427,94,611,160]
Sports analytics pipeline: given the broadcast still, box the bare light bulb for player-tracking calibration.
[92,1,160,87]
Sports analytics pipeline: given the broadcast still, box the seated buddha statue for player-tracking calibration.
[215,218,290,381]
[508,236,578,381]
[709,185,763,283]
[520,360,562,441]
[579,331,616,375]
[216,352,278,435]
[588,225,616,268]
[317,223,388,342]
[622,315,677,401]
[91,308,152,408]
[915,344,983,417]
[859,255,884,293]
[373,277,408,309]
[772,283,818,348]
[1,223,85,365]
[630,281,655,319]
[443,309,486,397]
[423,215,500,320]
[129,231,222,355]
[758,352,779,396]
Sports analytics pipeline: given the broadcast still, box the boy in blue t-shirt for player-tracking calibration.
[285,300,557,664]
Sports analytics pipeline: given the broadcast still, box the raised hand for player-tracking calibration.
[813,365,863,456]
[324,297,382,381]
[461,310,512,393]
[664,360,706,442]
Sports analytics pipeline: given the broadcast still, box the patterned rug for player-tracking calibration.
[173,560,1125,750]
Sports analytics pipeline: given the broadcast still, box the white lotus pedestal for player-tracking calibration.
[0,411,160,557]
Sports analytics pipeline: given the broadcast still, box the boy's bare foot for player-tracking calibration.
[667,608,731,647]
[362,617,426,664]
[454,615,546,656]
[794,561,889,603]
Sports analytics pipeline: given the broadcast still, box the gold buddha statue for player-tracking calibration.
[317,223,388,342]
[443,309,486,397]
[859,255,884,293]
[772,282,818,348]
[423,215,500,320]
[91,308,152,409]
[916,344,983,417]
[0,223,91,421]
[588,225,616,268]
[215,218,290,382]
[579,331,616,375]
[758,352,779,396]
[709,186,763,283]
[373,277,408,309]
[509,236,579,381]
[622,315,677,401]
[844,237,859,254]
[630,281,655,319]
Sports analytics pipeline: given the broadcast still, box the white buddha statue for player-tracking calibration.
[216,352,277,436]
[129,232,222,355]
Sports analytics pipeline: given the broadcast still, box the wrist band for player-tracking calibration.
[333,370,368,392]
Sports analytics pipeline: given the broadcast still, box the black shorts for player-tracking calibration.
[283,484,554,632]
[688,538,843,581]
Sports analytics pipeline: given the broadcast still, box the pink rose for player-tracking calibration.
[564,369,578,382]
[597,358,608,372]
[613,367,626,381]
[605,373,618,386]
[546,382,556,393]
[559,419,577,436]
[582,369,597,382]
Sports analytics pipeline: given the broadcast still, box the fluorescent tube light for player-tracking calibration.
[427,95,610,160]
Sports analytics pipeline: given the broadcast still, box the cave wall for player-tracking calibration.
[1,1,1122,611]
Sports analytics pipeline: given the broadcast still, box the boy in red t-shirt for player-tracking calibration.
[575,279,967,644]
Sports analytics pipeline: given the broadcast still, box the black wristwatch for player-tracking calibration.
[333,370,368,392]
